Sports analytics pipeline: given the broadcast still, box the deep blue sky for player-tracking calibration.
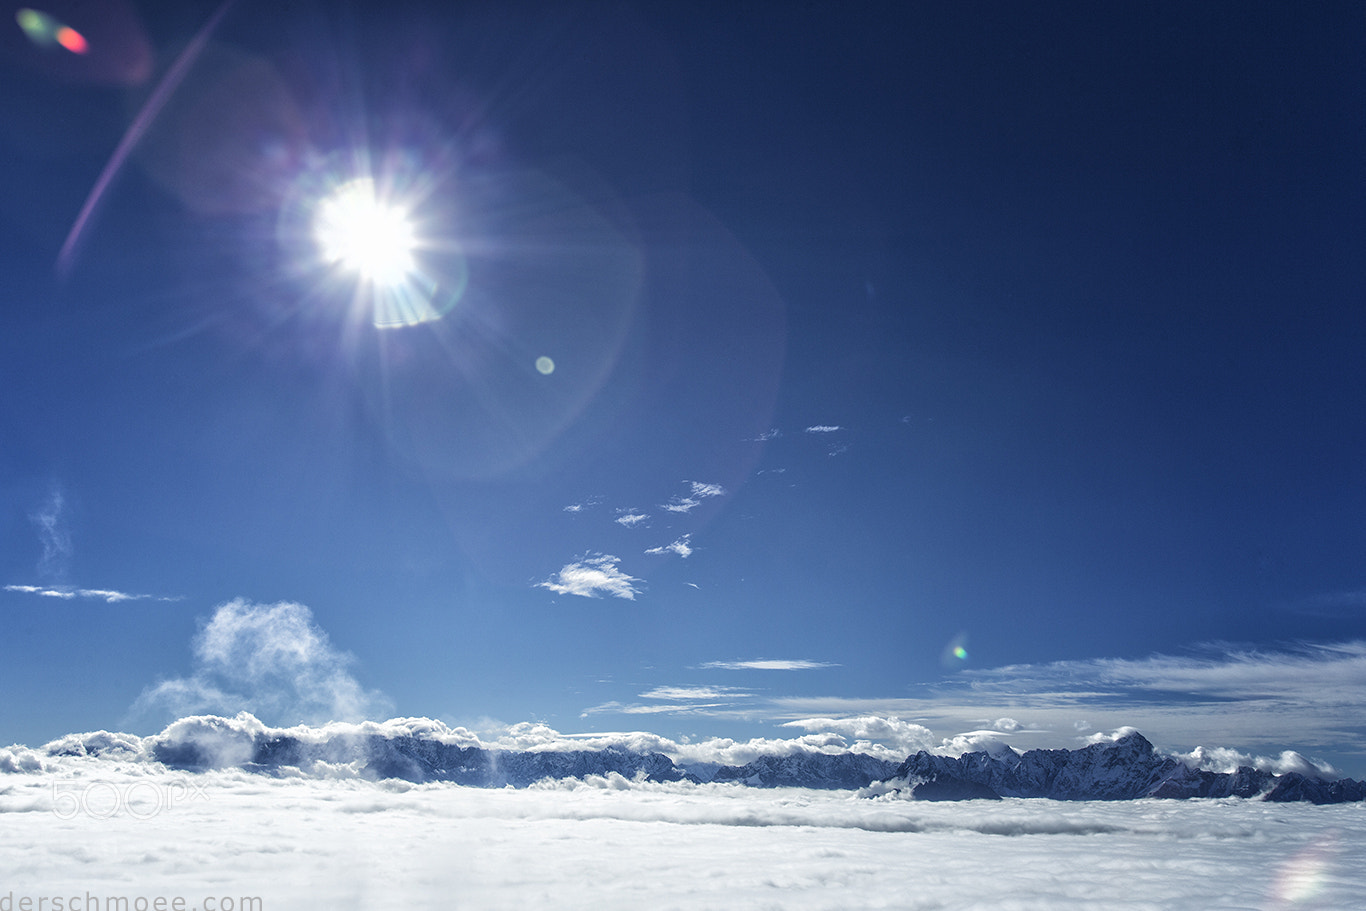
[3,1,1365,772]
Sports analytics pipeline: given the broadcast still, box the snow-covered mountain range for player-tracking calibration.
[16,716,1364,803]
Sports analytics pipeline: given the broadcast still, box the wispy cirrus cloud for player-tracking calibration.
[661,481,725,514]
[5,584,180,604]
[641,685,753,701]
[802,425,848,455]
[580,682,760,719]
[615,511,649,527]
[646,535,692,558]
[701,658,839,671]
[538,554,641,600]
[768,641,1366,766]
[29,486,72,580]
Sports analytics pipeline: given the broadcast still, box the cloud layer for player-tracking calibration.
[0,757,1361,910]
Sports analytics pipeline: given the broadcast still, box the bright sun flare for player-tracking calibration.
[313,178,417,286]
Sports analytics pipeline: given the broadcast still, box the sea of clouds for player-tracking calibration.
[3,599,1361,907]
[2,748,1363,910]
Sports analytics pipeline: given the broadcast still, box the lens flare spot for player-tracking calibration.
[941,633,970,669]
[314,178,417,286]
[1270,837,1337,907]
[16,8,87,54]
[55,25,87,54]
[536,356,555,375]
[15,8,51,42]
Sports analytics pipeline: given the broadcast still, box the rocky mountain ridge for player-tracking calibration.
[882,731,1366,804]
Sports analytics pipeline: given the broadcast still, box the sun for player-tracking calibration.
[312,177,417,286]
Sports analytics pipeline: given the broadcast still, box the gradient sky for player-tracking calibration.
[2,1,1365,773]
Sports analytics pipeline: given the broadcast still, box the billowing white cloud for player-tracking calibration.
[538,554,641,600]
[5,584,179,604]
[1171,744,1337,777]
[130,599,390,726]
[700,659,838,671]
[646,535,692,558]
[780,715,936,756]
[938,730,1021,758]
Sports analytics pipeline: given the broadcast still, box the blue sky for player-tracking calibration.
[3,1,1365,774]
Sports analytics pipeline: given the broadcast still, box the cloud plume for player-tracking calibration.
[130,599,390,727]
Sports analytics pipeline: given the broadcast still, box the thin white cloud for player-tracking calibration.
[4,584,179,604]
[688,482,725,499]
[538,554,641,600]
[768,641,1366,766]
[580,700,728,716]
[615,512,649,527]
[804,425,841,433]
[660,498,699,514]
[700,659,839,671]
[130,599,390,726]
[750,428,780,441]
[29,486,71,580]
[640,685,753,701]
[645,535,692,558]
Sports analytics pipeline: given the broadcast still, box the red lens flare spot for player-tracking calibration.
[55,25,87,54]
